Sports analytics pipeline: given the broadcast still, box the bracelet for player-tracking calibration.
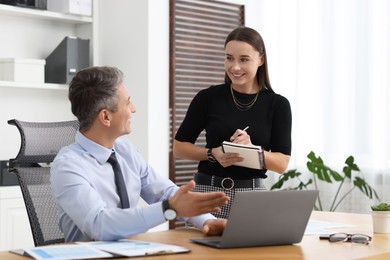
[258,148,266,169]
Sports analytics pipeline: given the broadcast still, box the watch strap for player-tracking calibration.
[207,148,216,163]
[162,199,171,211]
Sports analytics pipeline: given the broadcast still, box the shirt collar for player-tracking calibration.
[75,131,113,165]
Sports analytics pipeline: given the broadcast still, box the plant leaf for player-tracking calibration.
[307,151,343,183]
[371,203,390,211]
[353,176,380,200]
[343,166,352,179]
[274,151,380,212]
[345,156,360,171]
[343,155,360,179]
[297,179,313,190]
[270,169,302,190]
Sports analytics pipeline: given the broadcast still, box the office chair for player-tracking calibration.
[8,119,79,246]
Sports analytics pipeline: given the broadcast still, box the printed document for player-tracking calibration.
[21,239,190,260]
[79,239,190,257]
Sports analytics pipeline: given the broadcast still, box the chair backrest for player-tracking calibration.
[8,119,79,246]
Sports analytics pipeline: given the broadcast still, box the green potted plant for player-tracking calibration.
[271,151,379,212]
[371,203,390,233]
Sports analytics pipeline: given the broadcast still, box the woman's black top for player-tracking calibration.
[175,83,292,180]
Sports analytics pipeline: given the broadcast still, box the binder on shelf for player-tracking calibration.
[0,0,46,9]
[45,36,90,84]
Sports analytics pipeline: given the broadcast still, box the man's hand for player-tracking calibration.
[169,180,229,217]
[202,219,227,236]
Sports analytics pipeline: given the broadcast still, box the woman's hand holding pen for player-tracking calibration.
[230,126,252,145]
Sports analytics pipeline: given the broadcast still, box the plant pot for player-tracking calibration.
[371,211,390,233]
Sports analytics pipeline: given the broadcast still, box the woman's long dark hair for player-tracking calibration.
[224,26,274,93]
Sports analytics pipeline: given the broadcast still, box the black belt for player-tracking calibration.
[194,172,263,190]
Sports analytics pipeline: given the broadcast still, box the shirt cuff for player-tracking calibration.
[187,213,217,229]
[141,202,166,228]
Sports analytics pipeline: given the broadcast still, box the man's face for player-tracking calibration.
[110,83,136,136]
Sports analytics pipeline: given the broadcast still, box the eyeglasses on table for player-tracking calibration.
[321,233,372,245]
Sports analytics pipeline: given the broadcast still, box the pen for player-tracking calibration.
[230,126,250,142]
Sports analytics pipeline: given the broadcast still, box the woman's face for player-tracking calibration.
[224,40,263,91]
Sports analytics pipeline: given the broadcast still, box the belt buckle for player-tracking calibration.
[221,177,234,190]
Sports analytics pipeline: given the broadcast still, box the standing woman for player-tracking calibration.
[173,26,292,219]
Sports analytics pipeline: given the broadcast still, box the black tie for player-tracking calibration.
[107,152,130,209]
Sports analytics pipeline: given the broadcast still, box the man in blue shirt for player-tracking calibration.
[51,66,229,242]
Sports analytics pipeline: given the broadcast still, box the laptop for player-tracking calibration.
[191,189,318,249]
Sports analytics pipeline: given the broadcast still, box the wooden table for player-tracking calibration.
[1,211,390,259]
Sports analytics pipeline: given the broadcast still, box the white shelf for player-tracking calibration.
[0,3,92,24]
[0,80,68,90]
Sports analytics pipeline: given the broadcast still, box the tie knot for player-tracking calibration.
[108,152,118,165]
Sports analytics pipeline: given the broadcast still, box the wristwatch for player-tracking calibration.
[162,199,177,220]
[207,148,217,163]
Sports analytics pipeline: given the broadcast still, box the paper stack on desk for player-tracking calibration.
[19,239,190,259]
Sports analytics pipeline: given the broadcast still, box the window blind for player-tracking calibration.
[169,0,244,228]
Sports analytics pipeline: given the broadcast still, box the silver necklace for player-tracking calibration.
[230,86,259,111]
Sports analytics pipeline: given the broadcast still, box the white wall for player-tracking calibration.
[97,0,170,231]
[147,1,170,173]
[96,0,149,155]
[97,0,169,178]
[0,88,74,160]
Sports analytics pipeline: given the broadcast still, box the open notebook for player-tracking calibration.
[191,190,318,249]
[222,141,263,169]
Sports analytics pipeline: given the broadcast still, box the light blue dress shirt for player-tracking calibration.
[51,131,213,242]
